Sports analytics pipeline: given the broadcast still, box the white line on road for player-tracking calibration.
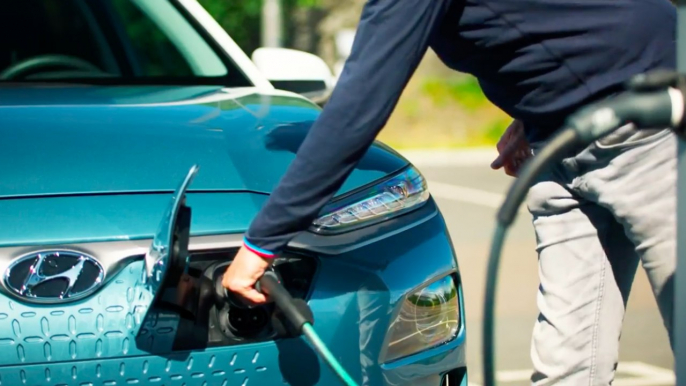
[467,362,674,386]
[428,180,505,209]
[427,180,529,214]
[496,369,536,383]
[614,362,676,386]
[400,148,499,167]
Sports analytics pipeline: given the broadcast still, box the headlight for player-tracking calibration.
[311,166,429,233]
[382,274,460,363]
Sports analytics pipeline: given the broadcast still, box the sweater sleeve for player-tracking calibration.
[244,0,451,256]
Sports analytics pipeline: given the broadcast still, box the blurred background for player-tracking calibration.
[198,0,511,150]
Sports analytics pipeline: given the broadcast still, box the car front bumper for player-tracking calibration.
[0,197,467,385]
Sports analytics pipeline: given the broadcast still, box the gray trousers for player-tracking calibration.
[526,126,676,385]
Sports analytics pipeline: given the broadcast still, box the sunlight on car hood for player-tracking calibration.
[0,85,407,199]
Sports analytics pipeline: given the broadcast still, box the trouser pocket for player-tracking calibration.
[593,123,670,150]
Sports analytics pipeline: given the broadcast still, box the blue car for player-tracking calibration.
[0,1,467,385]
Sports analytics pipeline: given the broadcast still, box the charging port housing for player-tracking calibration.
[149,248,318,351]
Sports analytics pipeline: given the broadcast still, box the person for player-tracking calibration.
[222,0,677,384]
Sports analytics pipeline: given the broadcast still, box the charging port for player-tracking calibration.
[163,249,317,350]
[226,306,270,336]
[212,268,277,338]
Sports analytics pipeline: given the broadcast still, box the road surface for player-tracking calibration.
[402,149,675,386]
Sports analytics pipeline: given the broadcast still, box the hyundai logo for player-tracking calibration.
[4,251,104,303]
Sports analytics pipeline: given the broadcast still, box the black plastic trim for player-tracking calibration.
[271,80,327,94]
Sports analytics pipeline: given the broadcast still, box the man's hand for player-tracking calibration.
[490,119,531,177]
[222,245,272,304]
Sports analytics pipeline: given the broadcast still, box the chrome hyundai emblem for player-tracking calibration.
[4,251,104,303]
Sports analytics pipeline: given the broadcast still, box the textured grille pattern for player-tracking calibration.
[0,347,276,386]
[0,261,177,366]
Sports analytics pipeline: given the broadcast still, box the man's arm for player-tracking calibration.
[243,0,451,256]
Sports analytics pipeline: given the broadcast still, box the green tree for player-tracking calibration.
[197,0,262,54]
[197,0,322,55]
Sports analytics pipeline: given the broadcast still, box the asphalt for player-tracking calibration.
[404,149,675,386]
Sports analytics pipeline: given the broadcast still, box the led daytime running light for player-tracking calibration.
[312,167,429,233]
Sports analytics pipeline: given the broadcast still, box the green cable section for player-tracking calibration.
[302,323,359,386]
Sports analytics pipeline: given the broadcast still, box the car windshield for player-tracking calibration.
[0,0,251,86]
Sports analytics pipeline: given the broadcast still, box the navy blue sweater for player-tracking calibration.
[244,0,676,256]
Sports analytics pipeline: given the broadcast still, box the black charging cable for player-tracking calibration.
[482,70,686,386]
[256,271,360,386]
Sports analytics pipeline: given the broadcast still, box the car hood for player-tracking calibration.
[0,85,407,199]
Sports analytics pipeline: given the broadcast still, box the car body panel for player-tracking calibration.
[0,83,466,384]
[0,85,407,199]
[0,193,267,247]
